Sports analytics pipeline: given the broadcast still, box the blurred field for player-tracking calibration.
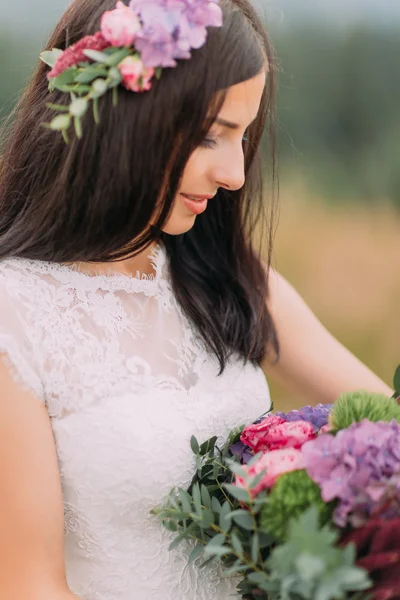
[267,186,400,412]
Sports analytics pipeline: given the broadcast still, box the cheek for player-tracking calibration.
[179,150,207,190]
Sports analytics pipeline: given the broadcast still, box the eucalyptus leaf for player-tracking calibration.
[46,103,70,113]
[230,531,243,557]
[178,489,192,514]
[219,500,232,533]
[199,436,218,455]
[207,533,226,548]
[232,511,254,531]
[162,519,178,532]
[112,86,119,107]
[251,533,260,564]
[61,129,70,144]
[200,484,211,508]
[225,460,249,479]
[224,563,249,576]
[70,84,92,95]
[52,68,77,87]
[203,545,231,557]
[199,508,214,530]
[211,496,222,514]
[190,435,200,455]
[168,533,186,551]
[246,451,264,468]
[93,97,100,124]
[192,483,202,517]
[247,572,268,585]
[224,483,251,503]
[40,48,63,68]
[105,47,131,67]
[188,544,203,565]
[75,68,109,84]
[83,49,110,63]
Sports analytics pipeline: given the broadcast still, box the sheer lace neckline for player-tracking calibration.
[8,244,168,296]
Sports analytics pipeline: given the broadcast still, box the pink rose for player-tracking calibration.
[263,420,316,450]
[118,55,155,92]
[101,1,141,47]
[236,448,306,497]
[241,415,316,452]
[240,415,286,453]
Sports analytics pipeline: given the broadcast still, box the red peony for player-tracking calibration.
[241,415,316,453]
[340,518,400,600]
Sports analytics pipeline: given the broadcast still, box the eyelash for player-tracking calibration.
[200,133,249,150]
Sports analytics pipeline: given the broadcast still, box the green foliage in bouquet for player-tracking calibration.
[259,470,335,543]
[330,389,400,431]
[152,426,372,600]
[262,507,373,600]
[393,365,400,400]
[151,431,277,598]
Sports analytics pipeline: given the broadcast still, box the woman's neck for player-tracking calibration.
[67,242,159,279]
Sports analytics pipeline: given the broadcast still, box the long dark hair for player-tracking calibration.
[0,0,279,373]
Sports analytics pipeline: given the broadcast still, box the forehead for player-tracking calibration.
[217,71,267,127]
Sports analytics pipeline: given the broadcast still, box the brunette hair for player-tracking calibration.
[0,0,279,373]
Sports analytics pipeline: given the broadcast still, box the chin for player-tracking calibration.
[161,216,197,236]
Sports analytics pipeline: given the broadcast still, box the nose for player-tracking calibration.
[213,146,246,192]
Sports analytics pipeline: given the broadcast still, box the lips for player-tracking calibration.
[181,193,215,201]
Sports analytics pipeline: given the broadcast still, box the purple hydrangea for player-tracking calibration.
[129,0,223,68]
[302,418,400,527]
[275,403,333,432]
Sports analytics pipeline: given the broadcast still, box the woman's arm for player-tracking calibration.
[0,357,80,600]
[261,269,393,404]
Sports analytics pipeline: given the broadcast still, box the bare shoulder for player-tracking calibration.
[0,357,72,598]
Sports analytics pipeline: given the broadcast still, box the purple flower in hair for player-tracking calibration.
[129,0,223,68]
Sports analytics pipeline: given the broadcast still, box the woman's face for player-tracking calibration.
[161,70,267,235]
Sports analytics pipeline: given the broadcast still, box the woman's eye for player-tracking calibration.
[200,137,218,149]
[200,132,249,150]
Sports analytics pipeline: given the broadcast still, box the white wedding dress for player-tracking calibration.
[0,243,271,600]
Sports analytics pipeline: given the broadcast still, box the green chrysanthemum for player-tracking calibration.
[260,470,334,543]
[330,390,400,432]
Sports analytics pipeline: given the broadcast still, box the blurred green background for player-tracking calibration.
[1,0,399,409]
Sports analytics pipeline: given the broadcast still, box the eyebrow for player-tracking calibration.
[215,117,256,130]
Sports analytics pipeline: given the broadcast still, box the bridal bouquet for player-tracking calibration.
[152,367,400,600]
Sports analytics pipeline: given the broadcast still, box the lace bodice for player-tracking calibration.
[0,244,271,600]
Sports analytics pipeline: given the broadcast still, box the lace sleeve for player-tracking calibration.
[0,277,45,402]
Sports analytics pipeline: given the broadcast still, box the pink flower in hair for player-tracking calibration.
[101,1,142,47]
[48,32,109,79]
[118,55,155,92]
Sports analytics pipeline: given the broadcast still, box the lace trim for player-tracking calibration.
[7,244,167,296]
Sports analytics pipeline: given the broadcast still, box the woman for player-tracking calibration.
[0,0,391,599]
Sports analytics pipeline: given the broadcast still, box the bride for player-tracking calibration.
[0,0,391,599]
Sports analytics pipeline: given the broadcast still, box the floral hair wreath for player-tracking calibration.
[40,0,223,144]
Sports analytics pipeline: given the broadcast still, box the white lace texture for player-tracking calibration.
[0,245,271,600]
